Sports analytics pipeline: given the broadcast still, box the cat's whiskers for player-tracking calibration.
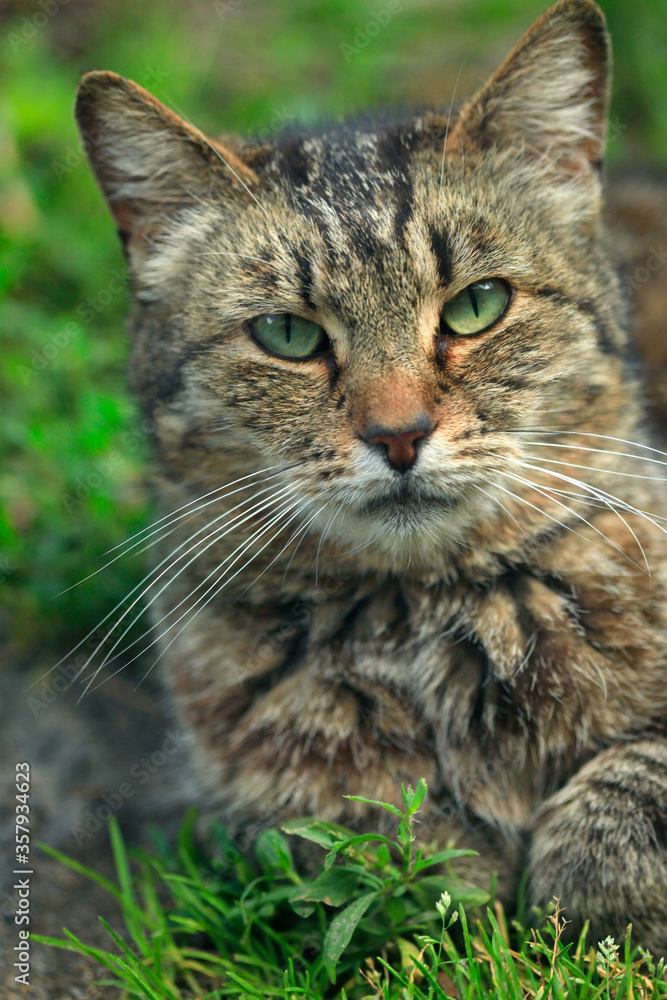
[510,452,667,579]
[473,483,530,542]
[315,507,342,585]
[115,468,300,563]
[279,500,333,590]
[519,455,667,482]
[500,469,648,574]
[532,485,667,524]
[494,480,613,560]
[31,467,298,691]
[506,428,667,462]
[510,468,666,604]
[130,494,310,691]
[102,463,297,556]
[75,483,302,698]
[513,437,667,526]
[238,497,330,600]
[60,465,298,599]
[516,458,667,543]
[518,440,667,470]
[79,489,306,698]
[518,454,651,576]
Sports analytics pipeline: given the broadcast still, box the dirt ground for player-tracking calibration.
[0,656,193,998]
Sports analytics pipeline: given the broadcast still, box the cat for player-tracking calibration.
[74,0,667,953]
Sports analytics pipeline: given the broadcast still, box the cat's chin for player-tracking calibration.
[329,485,481,568]
[360,490,459,519]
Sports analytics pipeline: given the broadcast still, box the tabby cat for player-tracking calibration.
[75,0,667,951]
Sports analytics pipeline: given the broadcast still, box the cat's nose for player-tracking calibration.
[364,416,434,473]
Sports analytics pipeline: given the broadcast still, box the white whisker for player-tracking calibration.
[238,500,328,601]
[280,502,330,589]
[501,470,647,573]
[40,475,293,689]
[516,460,667,543]
[164,94,270,220]
[315,507,341,585]
[106,463,296,554]
[74,483,300,698]
[521,440,667,470]
[81,492,305,698]
[131,496,308,689]
[494,482,605,554]
[473,484,530,541]
[509,428,667,462]
[520,455,667,482]
[52,464,294,605]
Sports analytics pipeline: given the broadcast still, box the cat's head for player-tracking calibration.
[75,0,638,572]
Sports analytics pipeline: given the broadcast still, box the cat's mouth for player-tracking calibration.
[360,485,460,519]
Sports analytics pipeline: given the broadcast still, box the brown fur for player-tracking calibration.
[75,0,667,951]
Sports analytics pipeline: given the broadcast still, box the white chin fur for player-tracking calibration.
[319,491,487,568]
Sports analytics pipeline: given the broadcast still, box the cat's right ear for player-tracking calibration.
[444,0,610,221]
[74,71,259,263]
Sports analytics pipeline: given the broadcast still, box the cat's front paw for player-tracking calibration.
[529,740,667,956]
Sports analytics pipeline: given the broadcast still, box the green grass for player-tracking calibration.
[36,781,667,999]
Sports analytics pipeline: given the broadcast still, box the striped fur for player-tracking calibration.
[75,0,667,951]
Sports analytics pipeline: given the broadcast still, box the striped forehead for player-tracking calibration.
[279,132,416,240]
[273,130,442,328]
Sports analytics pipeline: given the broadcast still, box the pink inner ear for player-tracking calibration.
[110,198,160,258]
[111,200,138,237]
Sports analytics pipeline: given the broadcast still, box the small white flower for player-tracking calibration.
[436,891,451,918]
[596,935,619,969]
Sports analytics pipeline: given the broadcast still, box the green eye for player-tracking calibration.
[250,313,329,359]
[441,279,510,336]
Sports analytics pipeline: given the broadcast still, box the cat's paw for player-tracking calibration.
[529,740,667,956]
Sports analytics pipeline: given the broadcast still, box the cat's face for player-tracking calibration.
[76,0,636,569]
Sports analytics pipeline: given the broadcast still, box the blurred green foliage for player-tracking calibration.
[1,0,666,653]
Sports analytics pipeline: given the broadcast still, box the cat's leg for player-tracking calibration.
[161,604,520,895]
[529,739,667,954]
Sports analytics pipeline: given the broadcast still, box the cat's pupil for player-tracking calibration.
[249,313,328,359]
[441,278,510,336]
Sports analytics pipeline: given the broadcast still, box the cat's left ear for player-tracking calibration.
[74,71,260,264]
[446,0,610,209]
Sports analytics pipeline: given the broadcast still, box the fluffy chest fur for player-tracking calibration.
[154,479,667,831]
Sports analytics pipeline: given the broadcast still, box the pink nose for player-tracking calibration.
[365,420,433,472]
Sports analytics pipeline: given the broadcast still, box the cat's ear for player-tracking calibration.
[75,71,259,260]
[446,0,610,201]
